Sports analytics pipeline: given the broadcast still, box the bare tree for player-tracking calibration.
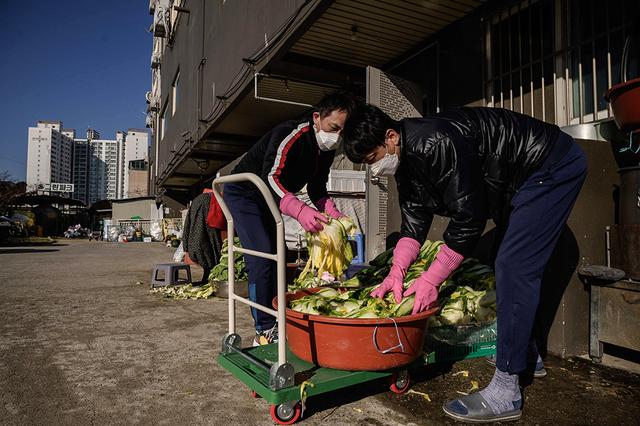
[0,170,22,214]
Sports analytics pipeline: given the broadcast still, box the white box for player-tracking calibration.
[327,170,366,193]
[143,237,152,243]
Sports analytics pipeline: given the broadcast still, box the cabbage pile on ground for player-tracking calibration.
[208,237,248,283]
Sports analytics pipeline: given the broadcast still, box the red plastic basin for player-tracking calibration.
[273,288,439,371]
[604,77,640,132]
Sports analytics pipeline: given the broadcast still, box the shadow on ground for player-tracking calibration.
[0,248,60,254]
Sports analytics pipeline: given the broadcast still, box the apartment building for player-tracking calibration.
[27,123,149,205]
[26,121,73,191]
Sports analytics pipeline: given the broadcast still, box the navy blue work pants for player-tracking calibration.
[495,133,587,373]
[222,183,277,332]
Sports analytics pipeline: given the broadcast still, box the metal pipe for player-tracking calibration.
[232,294,278,317]
[591,0,598,117]
[508,6,513,110]
[605,225,611,268]
[539,3,545,122]
[224,342,273,370]
[436,41,440,113]
[517,2,523,114]
[227,216,236,336]
[578,61,584,123]
[592,54,598,118]
[254,73,313,108]
[528,0,534,116]
[235,246,277,261]
[565,66,571,124]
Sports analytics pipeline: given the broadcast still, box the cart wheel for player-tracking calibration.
[390,370,411,394]
[251,390,259,398]
[270,402,301,425]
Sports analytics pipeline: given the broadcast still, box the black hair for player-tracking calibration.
[314,90,363,118]
[343,104,400,163]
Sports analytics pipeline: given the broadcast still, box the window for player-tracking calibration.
[161,102,168,140]
[483,0,638,125]
[172,70,180,116]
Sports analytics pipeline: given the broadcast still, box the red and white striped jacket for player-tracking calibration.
[231,118,335,204]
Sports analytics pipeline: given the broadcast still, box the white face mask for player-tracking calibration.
[314,125,341,151]
[370,152,399,176]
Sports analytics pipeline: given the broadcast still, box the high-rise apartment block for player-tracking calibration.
[26,121,73,189]
[26,121,149,205]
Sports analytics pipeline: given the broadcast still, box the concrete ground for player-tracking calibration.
[1,240,638,425]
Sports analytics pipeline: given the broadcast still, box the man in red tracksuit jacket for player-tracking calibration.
[223,90,362,346]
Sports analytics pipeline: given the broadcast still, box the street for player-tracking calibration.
[1,240,638,425]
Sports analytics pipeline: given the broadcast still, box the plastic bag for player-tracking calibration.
[427,321,497,346]
[150,220,163,241]
[173,241,185,262]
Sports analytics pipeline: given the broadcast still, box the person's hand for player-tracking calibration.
[280,192,328,232]
[403,244,465,315]
[371,265,405,303]
[316,197,344,219]
[297,204,328,232]
[403,275,439,315]
[370,237,421,303]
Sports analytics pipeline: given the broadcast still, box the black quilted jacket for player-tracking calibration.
[396,107,568,256]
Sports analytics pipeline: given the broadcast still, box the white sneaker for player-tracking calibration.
[253,323,278,347]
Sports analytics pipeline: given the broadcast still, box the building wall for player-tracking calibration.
[121,129,149,199]
[127,167,149,198]
[148,0,307,193]
[112,198,156,222]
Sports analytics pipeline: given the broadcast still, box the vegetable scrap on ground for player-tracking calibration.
[149,237,247,299]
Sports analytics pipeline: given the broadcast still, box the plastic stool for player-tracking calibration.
[151,262,192,288]
[348,233,365,264]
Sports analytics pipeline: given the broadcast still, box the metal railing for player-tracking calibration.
[483,0,635,126]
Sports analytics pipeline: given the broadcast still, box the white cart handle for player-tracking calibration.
[212,173,287,367]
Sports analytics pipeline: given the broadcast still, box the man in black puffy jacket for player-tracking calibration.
[343,104,587,423]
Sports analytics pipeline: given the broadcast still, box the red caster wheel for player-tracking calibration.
[251,390,259,398]
[270,402,301,425]
[390,370,411,394]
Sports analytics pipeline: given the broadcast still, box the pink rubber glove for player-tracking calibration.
[314,197,344,219]
[404,245,464,315]
[371,237,421,303]
[279,192,328,232]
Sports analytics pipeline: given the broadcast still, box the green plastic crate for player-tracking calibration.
[423,321,497,365]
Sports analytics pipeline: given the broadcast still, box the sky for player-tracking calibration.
[0,1,152,181]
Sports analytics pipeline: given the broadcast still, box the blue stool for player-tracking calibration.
[151,262,192,288]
